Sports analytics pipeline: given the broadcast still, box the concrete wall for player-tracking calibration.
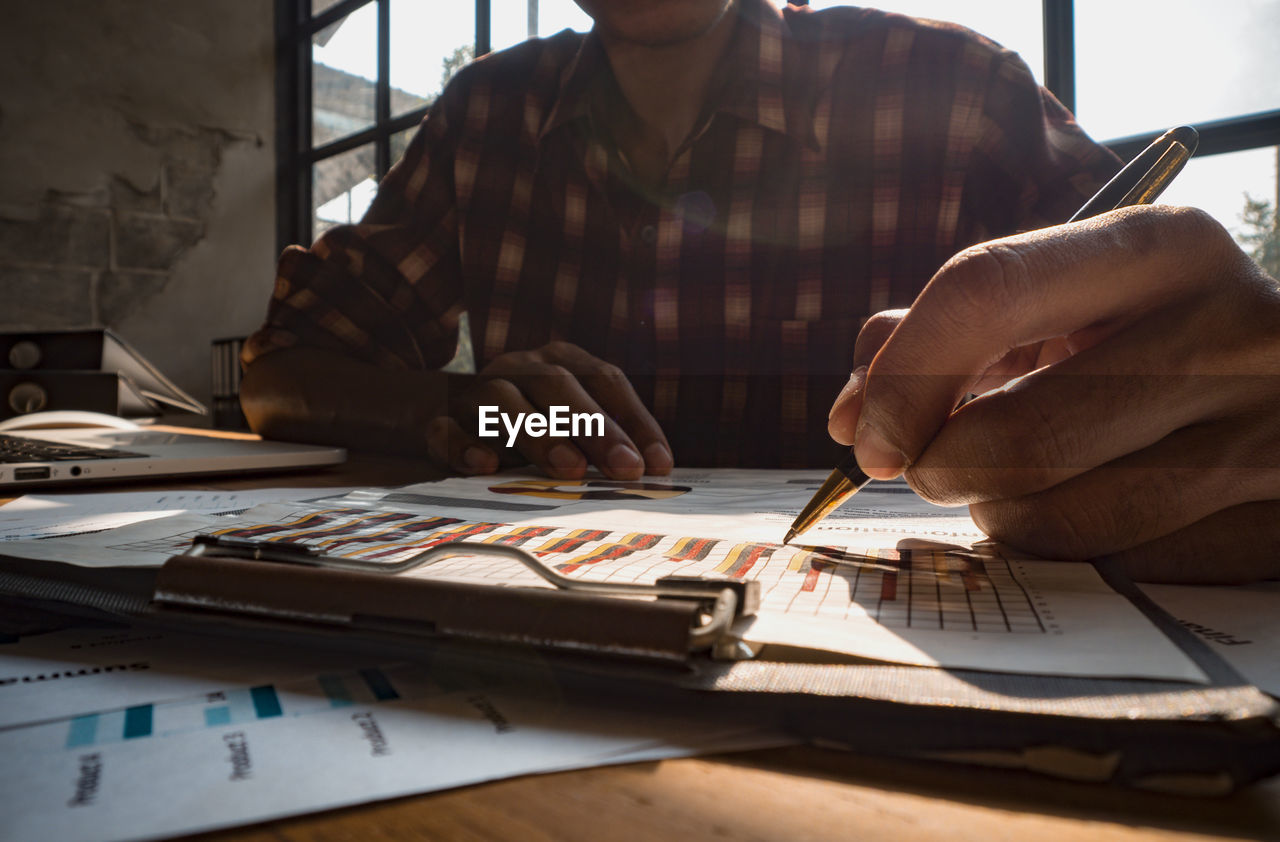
[0,0,276,423]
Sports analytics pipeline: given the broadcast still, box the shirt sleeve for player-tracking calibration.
[241,83,466,371]
[964,46,1121,236]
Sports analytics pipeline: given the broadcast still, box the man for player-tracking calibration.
[241,0,1280,581]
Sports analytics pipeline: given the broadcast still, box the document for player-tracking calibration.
[1141,582,1280,698]
[0,628,785,842]
[0,488,359,542]
[0,470,1205,683]
[0,627,371,729]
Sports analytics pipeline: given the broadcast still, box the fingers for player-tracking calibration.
[466,342,671,480]
[904,310,1243,504]
[461,376,593,479]
[854,310,909,367]
[491,362,646,479]
[1099,500,1280,584]
[539,342,673,474]
[425,415,499,476]
[855,205,1235,479]
[828,310,906,446]
[968,415,1279,561]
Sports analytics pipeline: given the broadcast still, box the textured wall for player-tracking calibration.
[0,0,275,421]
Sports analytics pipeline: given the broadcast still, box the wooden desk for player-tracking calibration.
[6,433,1280,841]
[191,748,1280,842]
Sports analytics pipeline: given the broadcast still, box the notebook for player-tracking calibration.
[0,419,345,490]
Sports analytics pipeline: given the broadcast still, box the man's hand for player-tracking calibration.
[427,341,673,481]
[828,205,1280,583]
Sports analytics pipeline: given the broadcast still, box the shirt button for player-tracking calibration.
[639,225,657,245]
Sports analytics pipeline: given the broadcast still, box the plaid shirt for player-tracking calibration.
[245,0,1119,468]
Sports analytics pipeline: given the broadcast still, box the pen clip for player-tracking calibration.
[1116,141,1195,208]
[1068,125,1199,223]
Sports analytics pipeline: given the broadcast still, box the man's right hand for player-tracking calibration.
[428,341,673,481]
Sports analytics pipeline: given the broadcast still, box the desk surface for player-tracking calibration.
[7,430,1280,842]
[189,748,1280,842]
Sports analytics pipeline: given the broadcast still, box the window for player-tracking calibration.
[276,0,481,248]
[277,0,1280,262]
[1072,0,1280,252]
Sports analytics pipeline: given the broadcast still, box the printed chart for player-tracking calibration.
[61,668,404,751]
[183,506,1051,633]
[1,655,777,842]
[49,498,1202,681]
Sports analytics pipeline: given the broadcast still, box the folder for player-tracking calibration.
[1,371,158,419]
[2,534,1278,795]
[0,329,205,419]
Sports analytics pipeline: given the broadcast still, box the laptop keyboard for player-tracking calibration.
[0,433,149,464]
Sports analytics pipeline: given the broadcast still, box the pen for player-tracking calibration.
[784,125,1200,545]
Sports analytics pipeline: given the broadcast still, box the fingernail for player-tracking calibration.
[463,446,491,473]
[607,443,642,472]
[854,421,906,478]
[829,365,867,420]
[642,441,673,473]
[828,366,867,445]
[547,443,583,472]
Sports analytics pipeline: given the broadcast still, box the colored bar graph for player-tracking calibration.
[249,686,283,719]
[56,666,416,755]
[203,706,232,727]
[535,529,610,554]
[123,705,153,739]
[932,551,951,582]
[880,560,898,602]
[318,674,354,708]
[667,537,717,562]
[558,533,663,572]
[962,556,986,591]
[359,669,400,701]
[801,559,828,593]
[716,543,776,578]
[65,715,98,749]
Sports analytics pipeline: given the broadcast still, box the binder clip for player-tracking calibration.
[151,535,761,663]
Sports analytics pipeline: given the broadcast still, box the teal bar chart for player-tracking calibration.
[61,669,402,749]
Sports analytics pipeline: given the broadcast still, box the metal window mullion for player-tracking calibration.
[276,0,312,252]
[1104,109,1280,162]
[307,124,386,164]
[375,0,391,177]
[476,0,490,56]
[307,106,431,166]
[298,7,314,246]
[387,105,430,136]
[306,0,372,36]
[1043,0,1075,114]
[274,0,293,254]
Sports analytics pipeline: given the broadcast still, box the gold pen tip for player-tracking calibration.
[783,528,798,546]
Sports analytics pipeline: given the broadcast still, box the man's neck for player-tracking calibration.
[597,7,738,188]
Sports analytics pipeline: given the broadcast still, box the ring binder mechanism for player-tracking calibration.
[149,535,761,663]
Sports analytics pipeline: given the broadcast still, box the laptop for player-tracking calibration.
[0,413,345,490]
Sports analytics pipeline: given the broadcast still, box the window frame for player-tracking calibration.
[275,0,1280,252]
[275,0,493,253]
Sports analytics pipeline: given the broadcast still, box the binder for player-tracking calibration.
[2,535,1278,795]
[1,372,158,419]
[0,329,206,419]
